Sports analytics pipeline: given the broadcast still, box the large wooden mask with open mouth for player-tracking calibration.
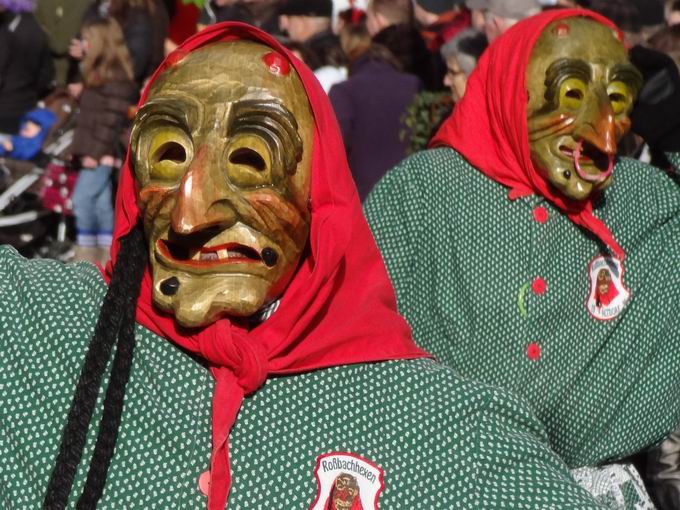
[526,18,642,201]
[131,40,314,327]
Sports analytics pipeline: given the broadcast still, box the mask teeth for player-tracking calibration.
[573,141,614,184]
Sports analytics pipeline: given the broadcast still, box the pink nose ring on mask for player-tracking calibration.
[573,140,614,183]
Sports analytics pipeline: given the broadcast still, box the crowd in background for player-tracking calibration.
[0,0,679,262]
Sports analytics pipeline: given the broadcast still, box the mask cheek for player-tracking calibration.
[138,187,176,241]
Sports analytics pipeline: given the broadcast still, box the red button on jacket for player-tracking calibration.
[198,470,211,496]
[531,277,547,295]
[533,206,548,224]
[527,342,541,361]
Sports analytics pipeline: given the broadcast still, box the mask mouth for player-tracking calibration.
[559,141,614,183]
[158,239,263,266]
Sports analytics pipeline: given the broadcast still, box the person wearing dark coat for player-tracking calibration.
[0,2,54,134]
[367,0,442,91]
[329,23,421,202]
[278,0,343,71]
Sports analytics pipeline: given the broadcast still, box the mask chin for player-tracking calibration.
[151,266,274,327]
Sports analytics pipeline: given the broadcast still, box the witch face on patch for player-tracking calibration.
[327,474,363,510]
[587,256,630,320]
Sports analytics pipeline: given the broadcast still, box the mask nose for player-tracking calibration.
[572,86,618,155]
[170,145,237,234]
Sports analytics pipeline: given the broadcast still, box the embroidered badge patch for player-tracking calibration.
[586,256,630,321]
[309,452,384,510]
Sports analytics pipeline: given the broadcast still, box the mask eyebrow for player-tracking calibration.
[544,58,592,89]
[610,63,644,94]
[134,96,201,132]
[541,58,592,107]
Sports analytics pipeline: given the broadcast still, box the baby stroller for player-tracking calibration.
[0,90,79,260]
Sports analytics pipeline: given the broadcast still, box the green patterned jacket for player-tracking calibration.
[365,148,680,471]
[0,246,601,508]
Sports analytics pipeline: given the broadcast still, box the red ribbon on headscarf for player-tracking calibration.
[105,23,429,510]
[431,9,626,260]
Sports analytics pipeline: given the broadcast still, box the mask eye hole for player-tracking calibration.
[607,81,631,115]
[229,147,266,172]
[559,77,587,110]
[565,89,583,100]
[152,141,187,165]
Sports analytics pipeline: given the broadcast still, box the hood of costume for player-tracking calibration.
[431,9,626,259]
[106,22,429,510]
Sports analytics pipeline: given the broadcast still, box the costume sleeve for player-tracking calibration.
[471,386,604,509]
[0,246,107,507]
[363,153,434,338]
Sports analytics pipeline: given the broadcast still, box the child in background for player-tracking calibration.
[0,108,57,160]
[69,16,136,264]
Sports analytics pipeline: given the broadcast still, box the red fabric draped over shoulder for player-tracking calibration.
[105,23,429,510]
[431,9,626,260]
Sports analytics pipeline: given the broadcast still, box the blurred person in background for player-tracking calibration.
[587,0,642,45]
[588,0,665,46]
[650,23,680,68]
[0,0,54,134]
[198,0,279,33]
[278,0,346,91]
[199,0,252,27]
[164,0,199,54]
[484,0,541,42]
[329,15,421,201]
[278,0,338,63]
[366,0,441,90]
[71,0,168,88]
[69,17,136,263]
[466,0,487,30]
[34,0,93,86]
[667,0,680,26]
[414,0,471,53]
[439,27,486,101]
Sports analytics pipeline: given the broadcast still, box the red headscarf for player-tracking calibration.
[431,9,626,260]
[106,23,429,510]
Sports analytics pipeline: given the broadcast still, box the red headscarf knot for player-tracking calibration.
[199,326,269,395]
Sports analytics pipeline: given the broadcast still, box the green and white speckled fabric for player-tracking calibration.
[365,147,680,472]
[0,246,602,509]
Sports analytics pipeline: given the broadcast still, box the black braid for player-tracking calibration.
[44,226,147,510]
[76,226,147,509]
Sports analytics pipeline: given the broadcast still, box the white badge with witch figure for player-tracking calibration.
[309,452,384,510]
[586,256,630,321]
